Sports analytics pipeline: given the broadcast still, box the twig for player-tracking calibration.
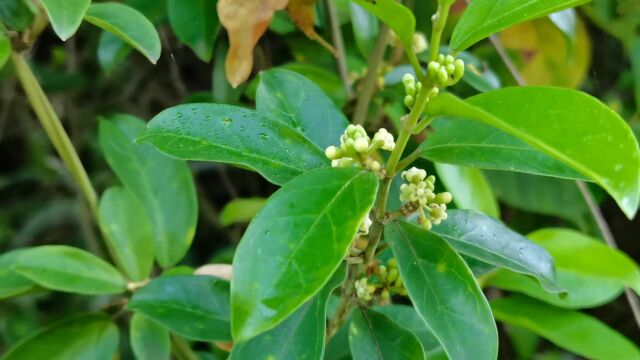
[353,25,391,125]
[326,0,353,99]
[489,32,640,331]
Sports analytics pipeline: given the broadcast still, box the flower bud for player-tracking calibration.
[444,55,455,65]
[402,73,415,87]
[427,61,440,78]
[437,54,445,64]
[325,146,340,159]
[435,192,453,204]
[354,137,369,153]
[404,95,415,108]
[412,32,428,54]
[445,63,456,76]
[405,82,416,96]
[453,59,465,80]
[437,68,449,86]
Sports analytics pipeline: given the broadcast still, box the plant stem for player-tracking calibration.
[353,25,390,125]
[170,335,198,360]
[12,52,98,218]
[429,3,451,62]
[487,31,640,331]
[326,0,353,100]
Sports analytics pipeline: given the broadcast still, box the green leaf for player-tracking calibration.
[257,69,349,150]
[13,245,126,295]
[97,31,131,72]
[130,313,170,360]
[421,118,584,180]
[167,0,219,62]
[427,88,640,218]
[281,63,349,107]
[100,115,197,268]
[489,228,640,309]
[349,0,415,48]
[451,0,589,50]
[128,275,231,341]
[41,0,90,41]
[3,313,119,360]
[232,168,378,341]
[349,2,379,58]
[219,198,266,226]
[230,264,347,360]
[484,171,590,228]
[349,308,425,360]
[491,295,640,359]
[0,0,35,31]
[0,249,37,299]
[0,29,12,69]
[98,187,154,282]
[385,221,498,360]
[84,2,161,63]
[138,104,328,186]
[435,163,500,218]
[431,210,560,292]
[374,305,443,356]
[456,51,501,92]
[631,37,640,111]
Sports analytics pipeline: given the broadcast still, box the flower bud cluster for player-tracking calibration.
[354,257,408,303]
[325,125,395,175]
[400,167,452,231]
[402,74,440,109]
[427,54,465,88]
[355,277,376,301]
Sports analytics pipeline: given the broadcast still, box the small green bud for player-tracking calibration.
[427,175,436,184]
[404,95,415,108]
[444,55,455,65]
[388,268,399,283]
[405,82,416,96]
[427,61,440,78]
[437,54,445,63]
[354,137,369,153]
[453,59,465,80]
[419,216,432,231]
[402,73,415,87]
[388,258,398,268]
[381,289,390,301]
[445,63,456,76]
[435,192,453,204]
[437,68,449,86]
[427,87,439,99]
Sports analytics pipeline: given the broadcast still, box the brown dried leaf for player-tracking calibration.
[217,0,289,87]
[286,0,338,56]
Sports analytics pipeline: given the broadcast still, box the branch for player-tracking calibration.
[326,0,353,100]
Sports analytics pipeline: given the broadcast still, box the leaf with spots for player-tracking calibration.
[128,275,231,341]
[257,69,349,149]
[231,168,378,342]
[349,308,426,360]
[137,104,328,186]
[230,264,346,359]
[217,0,289,87]
[385,221,498,360]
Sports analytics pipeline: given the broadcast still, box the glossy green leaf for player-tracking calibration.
[230,264,346,360]
[451,0,589,50]
[0,0,35,31]
[84,3,161,63]
[130,313,170,360]
[484,170,590,228]
[3,313,119,360]
[167,0,219,62]
[13,245,126,295]
[98,187,154,282]
[128,275,231,341]
[257,69,349,150]
[232,168,378,341]
[386,221,498,360]
[138,104,328,186]
[374,305,442,356]
[421,118,585,180]
[100,115,197,268]
[41,0,90,41]
[219,198,266,226]
[489,228,640,308]
[349,308,425,360]
[431,210,559,292]
[456,51,501,92]
[280,63,348,107]
[435,163,500,218]
[349,2,379,58]
[349,0,415,48]
[0,249,36,299]
[427,88,640,218]
[0,29,12,69]
[492,296,640,359]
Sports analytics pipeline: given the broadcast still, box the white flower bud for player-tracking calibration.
[354,137,369,153]
[412,32,428,54]
[359,216,372,234]
[325,146,340,159]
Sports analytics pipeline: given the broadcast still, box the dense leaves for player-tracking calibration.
[100,115,197,268]
[232,168,378,341]
[138,103,328,186]
[128,275,231,341]
[386,221,498,360]
[13,245,126,295]
[3,314,119,360]
[428,88,640,218]
[492,296,640,359]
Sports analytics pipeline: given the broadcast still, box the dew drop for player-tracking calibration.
[221,118,233,127]
[259,133,269,140]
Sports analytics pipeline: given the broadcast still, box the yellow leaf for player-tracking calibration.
[500,17,591,88]
[286,0,338,56]
[217,0,289,87]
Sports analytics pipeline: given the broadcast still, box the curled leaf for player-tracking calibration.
[217,0,289,87]
[286,0,337,56]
